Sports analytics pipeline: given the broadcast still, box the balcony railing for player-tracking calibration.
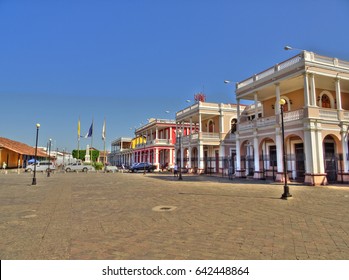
[237,51,349,91]
[237,54,303,89]
[319,109,338,121]
[179,132,220,143]
[239,109,305,131]
[239,107,349,132]
[135,138,173,148]
[284,109,304,122]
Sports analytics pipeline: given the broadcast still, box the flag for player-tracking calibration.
[102,119,106,140]
[77,119,81,138]
[84,122,93,138]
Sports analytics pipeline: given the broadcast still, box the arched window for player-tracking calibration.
[322,94,331,108]
[282,102,289,112]
[208,120,214,133]
[231,118,237,133]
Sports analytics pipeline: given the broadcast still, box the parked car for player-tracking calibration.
[25,161,56,172]
[65,162,95,172]
[105,165,118,173]
[129,162,156,173]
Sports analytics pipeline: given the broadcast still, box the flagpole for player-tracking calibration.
[90,118,93,163]
[102,118,106,166]
[77,117,81,160]
[104,120,106,165]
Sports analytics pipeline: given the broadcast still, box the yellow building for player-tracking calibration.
[235,50,349,185]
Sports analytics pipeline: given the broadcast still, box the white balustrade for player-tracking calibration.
[284,109,304,122]
[257,116,276,127]
[319,109,338,121]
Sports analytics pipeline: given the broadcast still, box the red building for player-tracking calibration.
[133,118,190,171]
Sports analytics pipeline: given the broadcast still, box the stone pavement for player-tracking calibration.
[0,171,348,260]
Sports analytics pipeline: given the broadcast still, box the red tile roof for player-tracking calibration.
[0,137,47,157]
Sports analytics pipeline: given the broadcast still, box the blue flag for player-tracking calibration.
[84,123,93,138]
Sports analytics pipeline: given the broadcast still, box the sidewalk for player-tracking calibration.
[0,172,348,260]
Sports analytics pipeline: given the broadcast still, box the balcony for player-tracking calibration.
[238,107,349,134]
[135,138,173,149]
[238,109,304,131]
[179,132,220,146]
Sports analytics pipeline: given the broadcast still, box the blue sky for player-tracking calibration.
[0,0,348,152]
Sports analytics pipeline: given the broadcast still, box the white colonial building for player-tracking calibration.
[175,101,244,174]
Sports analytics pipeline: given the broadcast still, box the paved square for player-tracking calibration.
[0,171,348,260]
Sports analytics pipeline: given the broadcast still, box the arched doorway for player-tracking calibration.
[323,135,338,183]
[259,138,276,180]
[240,140,254,176]
[208,120,214,133]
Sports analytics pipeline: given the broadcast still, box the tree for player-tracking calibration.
[72,150,100,162]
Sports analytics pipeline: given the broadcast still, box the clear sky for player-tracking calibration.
[1,0,348,152]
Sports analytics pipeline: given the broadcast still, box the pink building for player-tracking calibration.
[133,118,190,171]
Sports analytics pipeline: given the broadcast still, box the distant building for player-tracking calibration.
[98,150,110,164]
[109,137,133,167]
[134,118,183,171]
[175,101,244,174]
[0,137,47,168]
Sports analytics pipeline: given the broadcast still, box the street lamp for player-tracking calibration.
[178,128,183,180]
[280,99,292,199]
[32,123,40,185]
[224,80,238,104]
[284,45,304,52]
[47,138,52,177]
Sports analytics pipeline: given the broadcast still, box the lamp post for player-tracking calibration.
[32,123,40,185]
[143,134,146,175]
[284,45,305,52]
[280,99,292,199]
[47,138,52,177]
[178,128,183,180]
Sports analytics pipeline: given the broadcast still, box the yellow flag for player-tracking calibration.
[78,119,81,138]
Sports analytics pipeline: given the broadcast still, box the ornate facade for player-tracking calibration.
[235,51,349,185]
[175,102,244,174]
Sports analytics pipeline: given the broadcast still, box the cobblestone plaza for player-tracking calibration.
[0,172,348,260]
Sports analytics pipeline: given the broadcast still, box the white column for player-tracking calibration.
[306,129,316,173]
[309,73,316,106]
[190,117,193,134]
[180,141,184,169]
[237,99,241,123]
[155,148,159,166]
[254,92,259,119]
[198,144,204,170]
[169,148,173,165]
[253,135,260,172]
[219,104,224,140]
[219,142,225,171]
[275,127,283,173]
[316,127,325,174]
[304,73,310,107]
[155,127,158,140]
[275,83,281,114]
[188,146,192,169]
[335,78,342,110]
[236,137,241,170]
[199,114,202,132]
[341,125,348,172]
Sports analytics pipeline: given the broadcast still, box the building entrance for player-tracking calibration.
[324,142,337,183]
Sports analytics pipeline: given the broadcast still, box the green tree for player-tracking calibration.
[72,150,100,162]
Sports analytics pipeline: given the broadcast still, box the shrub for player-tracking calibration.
[93,162,104,170]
